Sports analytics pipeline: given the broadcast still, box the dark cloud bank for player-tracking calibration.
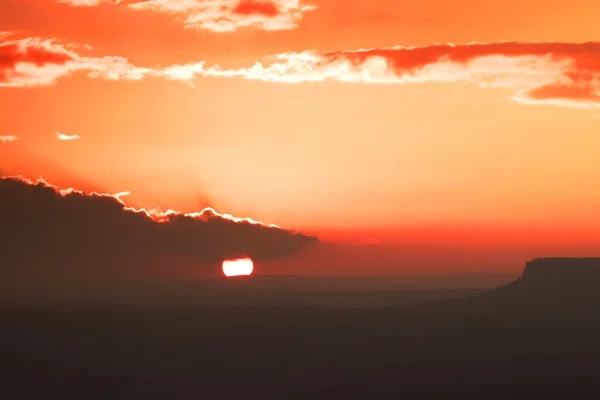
[0,177,318,284]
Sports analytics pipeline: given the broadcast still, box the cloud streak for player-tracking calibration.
[3,35,599,109]
[56,132,82,141]
[0,176,318,282]
[0,35,207,87]
[0,135,19,143]
[57,0,316,32]
[201,41,600,109]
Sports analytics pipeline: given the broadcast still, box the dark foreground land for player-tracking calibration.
[2,260,600,399]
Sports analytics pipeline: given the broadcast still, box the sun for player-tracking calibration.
[222,257,254,277]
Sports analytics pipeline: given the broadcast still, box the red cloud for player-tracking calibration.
[58,0,316,32]
[0,37,77,84]
[232,0,280,17]
[0,40,75,69]
[0,34,207,87]
[4,34,599,109]
[200,41,600,109]
[514,84,600,109]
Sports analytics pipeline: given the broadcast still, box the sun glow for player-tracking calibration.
[222,257,254,277]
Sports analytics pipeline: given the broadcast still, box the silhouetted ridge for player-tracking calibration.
[474,257,600,311]
[521,257,600,286]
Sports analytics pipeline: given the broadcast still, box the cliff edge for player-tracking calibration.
[472,257,600,310]
[521,257,600,287]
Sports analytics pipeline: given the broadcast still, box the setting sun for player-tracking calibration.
[1,0,599,397]
[222,258,254,277]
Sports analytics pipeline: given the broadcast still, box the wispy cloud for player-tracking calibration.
[199,41,600,109]
[0,35,207,87]
[57,0,316,32]
[4,35,599,109]
[56,132,82,141]
[0,135,19,143]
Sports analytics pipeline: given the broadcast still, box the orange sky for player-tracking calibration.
[1,0,600,274]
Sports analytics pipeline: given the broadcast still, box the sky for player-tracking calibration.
[1,0,600,275]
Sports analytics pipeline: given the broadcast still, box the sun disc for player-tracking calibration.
[222,257,254,277]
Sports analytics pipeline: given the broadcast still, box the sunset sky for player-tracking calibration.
[2,0,600,274]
